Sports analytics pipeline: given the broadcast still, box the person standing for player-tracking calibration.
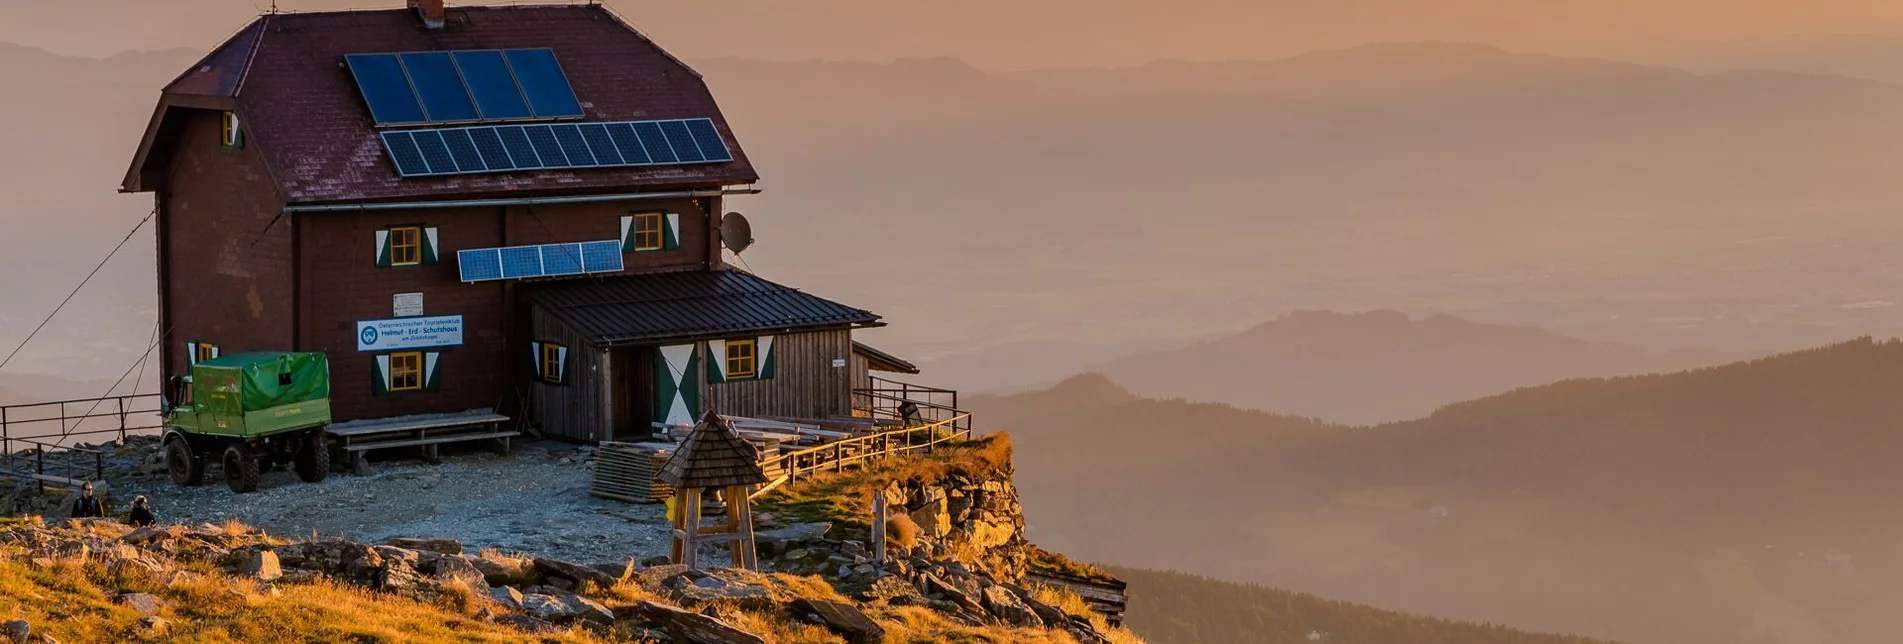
[70,481,104,519]
[127,495,156,528]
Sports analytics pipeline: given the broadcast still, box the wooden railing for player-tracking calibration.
[752,412,973,499]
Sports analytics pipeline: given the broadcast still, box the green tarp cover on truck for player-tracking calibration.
[193,352,329,414]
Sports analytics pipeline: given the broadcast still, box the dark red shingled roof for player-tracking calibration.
[125,4,758,204]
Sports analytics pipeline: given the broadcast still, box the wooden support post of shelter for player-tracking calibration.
[660,411,768,570]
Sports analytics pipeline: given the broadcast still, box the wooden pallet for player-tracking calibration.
[590,442,675,503]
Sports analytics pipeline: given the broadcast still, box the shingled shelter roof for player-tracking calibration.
[122,3,758,203]
[657,412,769,489]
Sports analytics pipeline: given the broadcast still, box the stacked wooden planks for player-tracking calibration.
[590,441,676,503]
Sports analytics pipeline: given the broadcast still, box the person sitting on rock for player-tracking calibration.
[127,495,156,527]
[70,481,104,519]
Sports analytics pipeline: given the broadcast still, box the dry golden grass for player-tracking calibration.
[887,514,921,550]
[0,548,604,643]
[1028,546,1116,582]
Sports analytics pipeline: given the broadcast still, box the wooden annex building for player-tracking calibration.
[121,0,918,444]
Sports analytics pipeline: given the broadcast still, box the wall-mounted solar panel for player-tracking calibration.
[457,241,627,283]
[347,48,583,126]
[382,118,733,178]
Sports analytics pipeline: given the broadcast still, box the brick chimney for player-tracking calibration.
[408,0,446,29]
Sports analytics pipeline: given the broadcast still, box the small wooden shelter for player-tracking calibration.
[659,411,769,569]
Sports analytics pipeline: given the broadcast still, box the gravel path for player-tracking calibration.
[109,444,674,564]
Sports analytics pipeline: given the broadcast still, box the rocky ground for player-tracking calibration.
[68,438,678,564]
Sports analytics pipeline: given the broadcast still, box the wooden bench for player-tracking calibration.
[329,410,514,466]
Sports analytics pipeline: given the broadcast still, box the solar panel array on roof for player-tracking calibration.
[457,241,624,283]
[346,48,584,126]
[380,118,734,177]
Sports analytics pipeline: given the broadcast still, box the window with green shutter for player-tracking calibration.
[621,213,680,252]
[375,226,439,267]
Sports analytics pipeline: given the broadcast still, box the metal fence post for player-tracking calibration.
[34,450,44,494]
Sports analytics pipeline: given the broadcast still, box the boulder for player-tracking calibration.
[3,619,26,643]
[981,585,1044,628]
[386,537,462,555]
[116,592,164,615]
[119,527,169,546]
[636,600,766,644]
[1006,584,1070,627]
[488,585,525,609]
[469,554,530,586]
[752,522,832,544]
[233,549,282,582]
[910,499,951,538]
[588,559,634,584]
[660,567,776,610]
[433,556,487,587]
[532,557,614,589]
[967,519,1015,549]
[520,592,614,625]
[789,599,885,644]
[919,572,986,619]
[135,616,169,638]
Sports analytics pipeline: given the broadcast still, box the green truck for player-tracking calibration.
[162,352,333,493]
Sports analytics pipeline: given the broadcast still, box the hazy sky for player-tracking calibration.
[6,0,1903,71]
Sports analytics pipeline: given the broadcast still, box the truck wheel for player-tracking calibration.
[224,444,261,493]
[294,430,331,483]
[165,439,204,486]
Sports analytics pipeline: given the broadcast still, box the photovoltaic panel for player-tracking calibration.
[684,119,733,162]
[524,125,567,166]
[549,124,597,166]
[631,121,676,163]
[657,119,704,163]
[412,130,458,174]
[441,128,484,172]
[457,248,504,283]
[381,119,735,178]
[578,124,622,165]
[451,50,533,121]
[400,52,479,122]
[495,126,542,169]
[540,244,585,276]
[380,132,431,177]
[500,246,543,279]
[504,49,585,119]
[457,240,626,283]
[346,54,428,125]
[605,122,649,164]
[468,128,514,170]
[581,241,624,273]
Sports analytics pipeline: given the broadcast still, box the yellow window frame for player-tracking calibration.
[389,352,423,392]
[541,343,564,383]
[195,344,217,363]
[725,339,757,379]
[220,111,240,147]
[389,226,422,266]
[630,213,664,251]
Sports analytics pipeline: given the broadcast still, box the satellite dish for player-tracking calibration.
[721,212,754,255]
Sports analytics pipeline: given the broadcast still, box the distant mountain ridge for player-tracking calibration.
[974,337,1903,644]
[1090,309,1746,424]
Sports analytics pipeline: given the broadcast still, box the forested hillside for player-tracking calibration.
[1114,567,1621,644]
[977,338,1903,644]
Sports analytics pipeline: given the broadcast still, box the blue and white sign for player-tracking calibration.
[356,315,463,352]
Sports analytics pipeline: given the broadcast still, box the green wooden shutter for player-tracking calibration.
[371,355,391,396]
[374,229,393,267]
[663,213,681,251]
[705,340,727,384]
[657,344,701,426]
[423,352,443,391]
[421,227,440,265]
[757,335,776,380]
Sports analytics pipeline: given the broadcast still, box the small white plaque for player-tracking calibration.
[393,292,424,317]
[832,358,847,368]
